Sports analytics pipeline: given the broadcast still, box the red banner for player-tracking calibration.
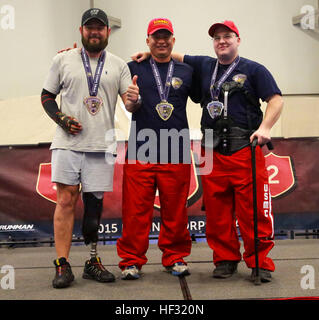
[0,138,318,240]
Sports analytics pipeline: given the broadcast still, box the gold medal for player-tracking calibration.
[156,101,174,121]
[83,96,103,115]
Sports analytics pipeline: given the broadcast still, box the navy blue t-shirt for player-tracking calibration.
[184,55,282,130]
[127,58,199,163]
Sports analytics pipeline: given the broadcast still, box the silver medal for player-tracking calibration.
[207,101,224,119]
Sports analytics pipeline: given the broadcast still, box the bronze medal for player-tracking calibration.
[83,96,103,115]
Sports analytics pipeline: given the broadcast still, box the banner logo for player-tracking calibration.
[36,163,57,203]
[0,224,34,232]
[265,153,297,198]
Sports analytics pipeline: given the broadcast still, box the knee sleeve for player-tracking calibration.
[82,192,103,245]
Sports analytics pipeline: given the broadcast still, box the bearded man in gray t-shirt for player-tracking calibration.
[41,8,131,288]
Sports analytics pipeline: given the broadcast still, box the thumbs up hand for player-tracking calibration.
[125,75,142,112]
[126,75,140,105]
[132,75,138,86]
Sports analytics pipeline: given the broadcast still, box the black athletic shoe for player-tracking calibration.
[213,261,238,278]
[251,268,272,283]
[82,256,115,283]
[52,257,75,289]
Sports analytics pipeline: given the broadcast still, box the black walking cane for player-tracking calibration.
[251,138,274,285]
[251,138,261,285]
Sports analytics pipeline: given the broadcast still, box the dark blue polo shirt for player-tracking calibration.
[127,58,199,163]
[184,55,282,130]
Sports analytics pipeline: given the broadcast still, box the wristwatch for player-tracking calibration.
[135,94,142,106]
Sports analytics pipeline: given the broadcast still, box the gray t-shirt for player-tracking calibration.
[43,48,131,153]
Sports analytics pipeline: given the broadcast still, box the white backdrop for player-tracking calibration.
[96,0,319,95]
[0,0,319,100]
[0,0,318,145]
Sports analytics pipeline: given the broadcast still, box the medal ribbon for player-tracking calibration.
[149,57,174,102]
[210,56,240,100]
[81,48,106,96]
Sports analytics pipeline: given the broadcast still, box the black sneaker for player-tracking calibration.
[52,257,75,288]
[251,268,272,283]
[82,256,115,283]
[213,261,238,278]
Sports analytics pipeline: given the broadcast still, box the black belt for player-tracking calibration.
[202,126,252,156]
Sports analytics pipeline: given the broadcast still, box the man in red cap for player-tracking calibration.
[116,18,200,280]
[180,20,283,282]
[133,20,283,282]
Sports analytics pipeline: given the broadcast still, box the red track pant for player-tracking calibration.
[117,162,192,270]
[202,146,275,271]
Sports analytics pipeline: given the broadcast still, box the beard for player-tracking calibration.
[81,35,108,53]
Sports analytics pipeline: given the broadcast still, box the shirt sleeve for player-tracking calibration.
[184,55,204,78]
[119,62,132,95]
[253,64,282,102]
[43,54,63,95]
[188,66,202,104]
[127,61,137,79]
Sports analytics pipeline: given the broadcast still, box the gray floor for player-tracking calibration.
[0,239,319,300]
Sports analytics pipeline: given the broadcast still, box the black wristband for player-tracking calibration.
[41,89,60,123]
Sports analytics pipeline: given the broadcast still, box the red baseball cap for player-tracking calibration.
[208,20,240,37]
[147,18,174,35]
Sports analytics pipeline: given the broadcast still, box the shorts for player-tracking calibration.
[51,149,115,192]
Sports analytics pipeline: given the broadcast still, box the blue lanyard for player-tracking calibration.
[210,56,240,100]
[81,48,106,96]
[149,57,174,102]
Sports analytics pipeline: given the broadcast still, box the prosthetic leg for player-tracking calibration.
[81,192,115,282]
[82,192,103,258]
